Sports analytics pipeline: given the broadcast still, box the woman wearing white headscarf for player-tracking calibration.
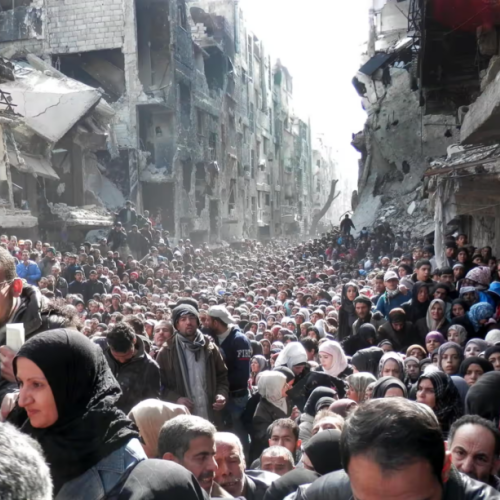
[318,341,348,378]
[251,371,291,461]
[275,342,308,375]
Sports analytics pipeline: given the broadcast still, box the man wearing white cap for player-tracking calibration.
[375,270,409,319]
[207,305,252,452]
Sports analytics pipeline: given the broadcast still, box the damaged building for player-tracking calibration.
[0,0,337,244]
[351,0,500,262]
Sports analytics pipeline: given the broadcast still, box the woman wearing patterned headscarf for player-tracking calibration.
[467,302,495,337]
[447,324,467,347]
[416,371,463,437]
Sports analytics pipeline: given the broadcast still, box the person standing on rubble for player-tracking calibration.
[116,201,137,230]
[340,214,356,237]
[107,222,128,252]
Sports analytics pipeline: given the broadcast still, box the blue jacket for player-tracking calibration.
[16,260,41,286]
[216,326,252,393]
[376,291,409,319]
[56,438,145,500]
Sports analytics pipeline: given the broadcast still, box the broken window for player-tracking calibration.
[248,35,253,79]
[197,109,205,143]
[136,0,171,91]
[265,193,270,206]
[228,179,236,214]
[179,83,191,129]
[143,182,176,235]
[209,132,217,162]
[0,0,31,10]
[195,163,206,216]
[263,138,269,155]
[251,149,255,179]
[250,103,255,132]
[54,50,125,102]
[204,49,226,92]
[178,0,188,29]
[182,160,192,192]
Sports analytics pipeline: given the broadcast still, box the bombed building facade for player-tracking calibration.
[0,0,339,244]
[351,0,500,263]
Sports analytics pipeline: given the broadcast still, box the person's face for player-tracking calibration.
[426,338,440,353]
[473,256,484,265]
[441,348,460,375]
[251,359,260,373]
[392,321,404,332]
[348,456,443,500]
[312,417,342,436]
[154,324,172,347]
[355,302,370,319]
[409,348,425,360]
[22,251,29,262]
[457,235,467,246]
[406,361,419,379]
[176,314,198,338]
[465,343,481,358]
[430,303,444,321]
[463,292,477,306]
[110,345,135,364]
[434,288,447,301]
[215,441,245,497]
[457,251,468,263]
[16,357,59,429]
[176,436,218,493]
[75,273,83,282]
[445,247,455,258]
[452,304,465,318]
[381,359,400,378]
[488,352,500,371]
[346,385,359,403]
[269,426,299,454]
[441,273,453,285]
[346,286,357,301]
[417,265,431,281]
[381,343,393,353]
[292,364,305,376]
[416,378,436,409]
[384,386,405,398]
[417,287,429,303]
[318,352,334,371]
[385,278,398,292]
[463,363,484,387]
[447,329,462,344]
[261,454,293,476]
[450,424,499,484]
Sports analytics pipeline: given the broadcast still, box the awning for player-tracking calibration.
[8,150,60,181]
[358,52,394,76]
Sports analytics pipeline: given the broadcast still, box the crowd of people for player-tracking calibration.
[1,207,500,499]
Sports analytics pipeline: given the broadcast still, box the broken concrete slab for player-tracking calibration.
[407,200,417,215]
[47,203,114,227]
[0,64,102,143]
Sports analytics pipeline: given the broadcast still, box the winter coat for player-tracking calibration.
[16,260,41,286]
[157,333,229,427]
[377,321,420,353]
[38,257,57,278]
[107,229,128,251]
[83,279,106,303]
[103,336,161,414]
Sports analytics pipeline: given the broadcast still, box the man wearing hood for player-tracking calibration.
[157,304,229,427]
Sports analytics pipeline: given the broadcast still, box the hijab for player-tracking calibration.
[406,344,427,359]
[451,299,469,318]
[426,331,445,347]
[458,357,494,378]
[275,342,307,369]
[378,352,405,381]
[252,354,268,373]
[347,372,376,403]
[437,342,464,375]
[13,329,138,495]
[451,376,469,405]
[467,302,494,332]
[303,429,343,476]
[341,282,359,314]
[257,371,288,413]
[329,398,358,417]
[128,400,190,458]
[484,345,500,363]
[371,376,408,399]
[426,299,447,331]
[485,329,500,345]
[358,323,377,346]
[250,340,263,356]
[465,371,500,426]
[465,338,489,355]
[406,281,431,323]
[303,387,338,417]
[418,372,463,436]
[318,341,348,377]
[351,347,384,377]
[447,324,468,345]
[315,396,336,414]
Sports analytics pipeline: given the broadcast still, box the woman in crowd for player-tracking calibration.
[378,352,404,381]
[337,282,359,340]
[371,376,408,399]
[351,346,384,377]
[402,282,431,324]
[450,299,468,320]
[406,344,427,361]
[249,355,268,390]
[342,322,378,355]
[447,324,468,347]
[404,356,420,390]
[345,372,377,403]
[465,371,500,427]
[415,299,450,341]
[464,338,489,358]
[275,342,309,383]
[437,342,464,376]
[317,340,349,379]
[260,339,271,360]
[458,357,494,387]
[416,371,463,437]
[301,429,343,476]
[467,302,495,338]
[128,399,190,458]
[425,331,446,355]
[484,345,500,371]
[12,329,145,499]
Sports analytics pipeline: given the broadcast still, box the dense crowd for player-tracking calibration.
[1,207,500,499]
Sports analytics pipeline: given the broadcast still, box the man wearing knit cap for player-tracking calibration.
[157,304,229,427]
[206,305,252,449]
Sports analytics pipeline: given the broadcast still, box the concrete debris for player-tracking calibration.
[47,203,113,227]
[407,201,417,216]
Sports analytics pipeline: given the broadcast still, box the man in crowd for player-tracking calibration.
[260,446,295,476]
[157,304,229,426]
[16,250,41,286]
[268,418,302,461]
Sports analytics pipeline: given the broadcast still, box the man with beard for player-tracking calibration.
[351,295,385,335]
[159,415,222,496]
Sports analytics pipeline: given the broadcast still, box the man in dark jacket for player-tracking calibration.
[68,270,85,297]
[302,399,500,500]
[107,222,128,251]
[207,305,252,449]
[102,322,160,414]
[63,254,83,284]
[215,432,278,500]
[83,270,106,303]
[116,201,137,229]
[52,265,68,298]
[38,247,57,277]
[127,225,149,260]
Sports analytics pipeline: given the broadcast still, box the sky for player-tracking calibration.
[240,0,370,192]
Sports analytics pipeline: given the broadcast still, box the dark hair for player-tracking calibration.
[448,415,500,457]
[440,267,453,276]
[340,399,445,483]
[107,322,135,353]
[301,337,319,354]
[124,315,144,336]
[375,273,384,281]
[268,418,300,441]
[416,260,432,270]
[283,334,298,343]
[0,247,17,281]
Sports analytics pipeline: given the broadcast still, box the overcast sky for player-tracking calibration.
[240,0,369,189]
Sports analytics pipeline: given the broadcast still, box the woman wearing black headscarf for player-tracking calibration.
[370,376,408,399]
[458,357,494,387]
[377,308,419,353]
[402,282,431,323]
[299,387,338,445]
[337,282,359,340]
[351,346,384,378]
[341,322,378,356]
[301,429,343,476]
[12,329,144,499]
[465,371,500,427]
